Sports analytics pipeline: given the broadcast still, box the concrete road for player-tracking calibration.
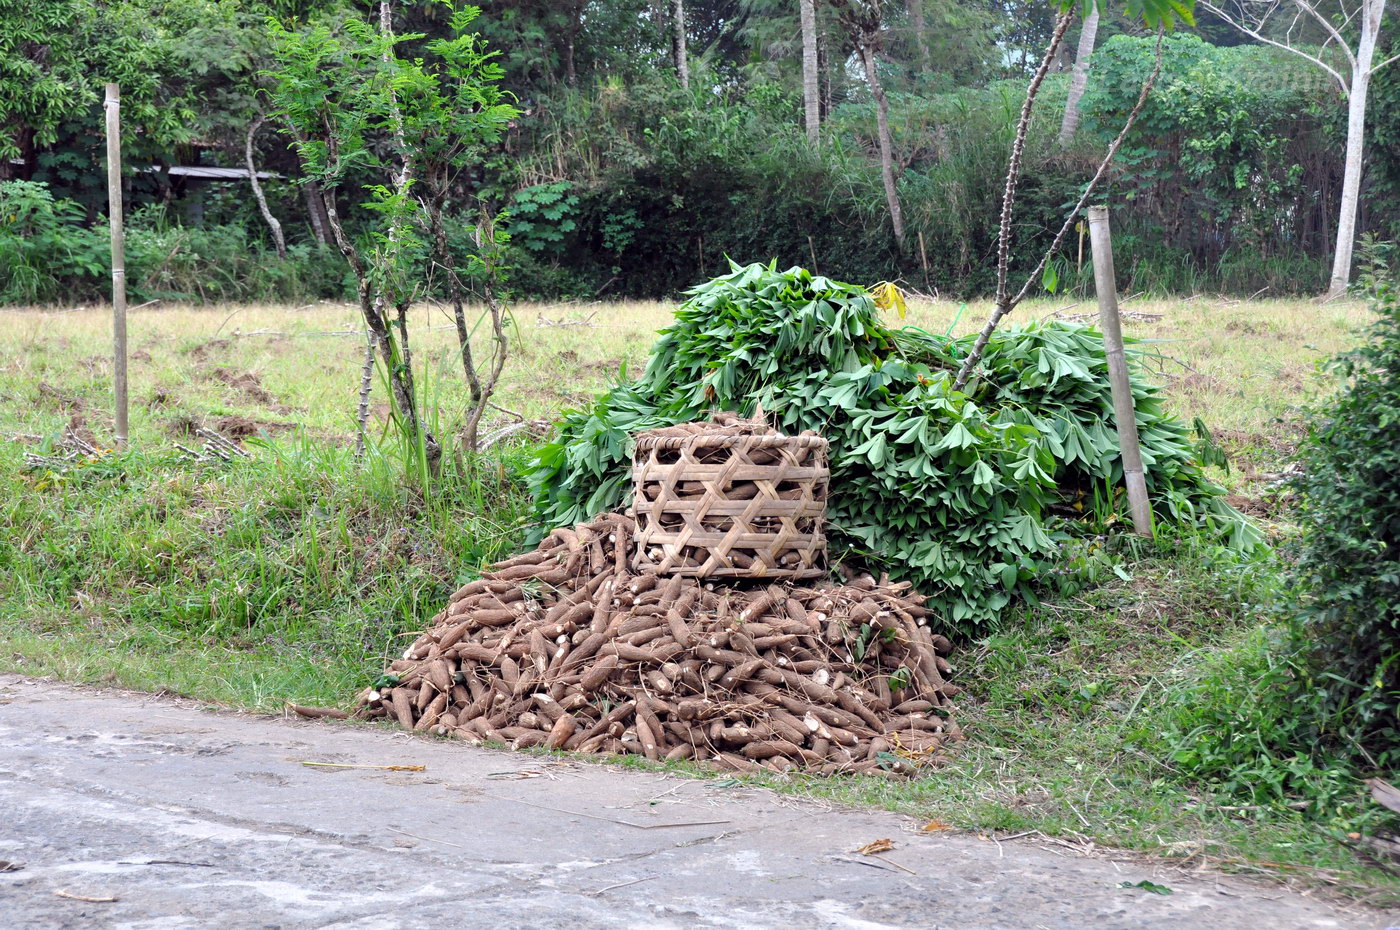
[0,674,1387,929]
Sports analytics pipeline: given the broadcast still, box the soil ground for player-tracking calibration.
[1,674,1389,930]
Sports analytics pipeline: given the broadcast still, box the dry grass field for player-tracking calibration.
[0,295,1369,465]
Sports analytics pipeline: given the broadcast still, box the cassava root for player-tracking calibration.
[356,512,959,776]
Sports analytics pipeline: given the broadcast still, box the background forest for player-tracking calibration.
[3,0,1397,305]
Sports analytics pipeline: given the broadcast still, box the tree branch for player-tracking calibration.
[953,30,1166,391]
[1291,0,1359,69]
[994,10,1075,309]
[1372,50,1400,74]
[244,116,286,260]
[1199,1,1349,92]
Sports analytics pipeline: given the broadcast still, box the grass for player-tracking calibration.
[0,295,1366,457]
[0,294,1393,901]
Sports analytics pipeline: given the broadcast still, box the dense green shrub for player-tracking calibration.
[1,31,1361,306]
[1163,287,1400,810]
[1287,285,1400,764]
[525,262,1254,635]
[1082,35,1341,280]
[0,180,107,304]
[0,180,347,305]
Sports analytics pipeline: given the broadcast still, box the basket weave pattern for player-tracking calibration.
[631,429,828,579]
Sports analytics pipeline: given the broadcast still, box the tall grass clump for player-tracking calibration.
[1,433,530,704]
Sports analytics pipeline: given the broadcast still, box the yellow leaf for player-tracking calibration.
[920,819,952,832]
[870,281,907,320]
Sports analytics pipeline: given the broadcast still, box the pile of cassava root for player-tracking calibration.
[355,512,962,776]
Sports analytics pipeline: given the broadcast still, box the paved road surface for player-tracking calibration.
[0,674,1388,929]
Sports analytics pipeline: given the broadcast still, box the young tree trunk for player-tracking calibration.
[801,0,820,144]
[565,0,581,87]
[376,0,440,472]
[1329,1,1385,298]
[818,38,832,121]
[859,41,905,251]
[302,179,331,246]
[461,211,511,455]
[244,116,286,260]
[1058,6,1100,146]
[907,0,930,73]
[673,0,690,90]
[355,329,374,458]
[1201,0,1394,298]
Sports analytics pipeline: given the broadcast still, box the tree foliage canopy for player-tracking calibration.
[0,0,1389,304]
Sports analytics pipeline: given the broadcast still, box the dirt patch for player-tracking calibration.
[1224,319,1278,336]
[36,382,83,412]
[1215,426,1302,464]
[159,411,292,442]
[214,415,292,440]
[131,349,152,363]
[144,387,178,410]
[1225,492,1286,519]
[1273,362,1310,391]
[185,338,231,361]
[585,358,622,377]
[557,349,622,377]
[208,367,292,413]
[162,412,202,438]
[1164,370,1228,397]
[65,413,98,449]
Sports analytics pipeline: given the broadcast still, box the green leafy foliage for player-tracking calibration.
[0,0,1356,305]
[1161,624,1362,811]
[1080,34,1334,289]
[0,181,341,304]
[265,1,517,467]
[1161,286,1400,811]
[0,180,99,303]
[505,181,580,253]
[1286,284,1400,765]
[525,261,1253,635]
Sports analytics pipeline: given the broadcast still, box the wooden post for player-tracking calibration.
[917,230,931,294]
[1086,205,1151,536]
[105,83,129,449]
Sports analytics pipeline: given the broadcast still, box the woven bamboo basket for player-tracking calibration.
[631,429,828,579]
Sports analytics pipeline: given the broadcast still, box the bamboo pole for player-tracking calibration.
[105,83,129,449]
[1086,205,1151,537]
[917,230,931,293]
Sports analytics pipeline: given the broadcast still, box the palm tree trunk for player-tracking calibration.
[1058,6,1099,146]
[801,0,820,144]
